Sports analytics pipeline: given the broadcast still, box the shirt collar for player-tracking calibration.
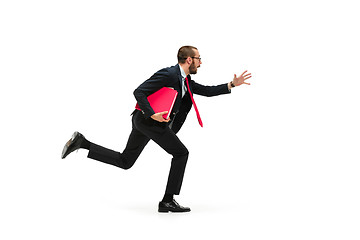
[178,64,187,80]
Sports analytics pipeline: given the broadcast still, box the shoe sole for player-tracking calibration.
[158,208,191,213]
[158,209,170,213]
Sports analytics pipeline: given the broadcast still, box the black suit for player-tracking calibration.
[87,64,230,195]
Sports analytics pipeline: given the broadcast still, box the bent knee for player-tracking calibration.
[174,147,189,158]
[184,148,189,157]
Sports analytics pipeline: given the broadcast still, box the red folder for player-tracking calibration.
[135,87,178,119]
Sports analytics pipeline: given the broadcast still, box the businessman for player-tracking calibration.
[61,46,252,213]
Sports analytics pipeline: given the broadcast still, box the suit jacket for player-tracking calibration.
[133,64,230,133]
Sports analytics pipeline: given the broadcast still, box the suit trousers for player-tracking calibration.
[87,110,189,195]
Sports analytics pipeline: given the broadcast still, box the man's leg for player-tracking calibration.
[62,112,150,169]
[132,112,189,196]
[131,113,190,212]
[155,129,189,196]
[87,127,150,169]
[61,111,191,212]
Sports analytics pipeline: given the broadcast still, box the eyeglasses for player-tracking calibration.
[191,57,201,61]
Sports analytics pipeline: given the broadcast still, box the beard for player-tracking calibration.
[189,61,199,74]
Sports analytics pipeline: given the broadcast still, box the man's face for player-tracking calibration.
[189,49,202,74]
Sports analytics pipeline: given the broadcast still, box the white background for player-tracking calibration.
[1,0,359,239]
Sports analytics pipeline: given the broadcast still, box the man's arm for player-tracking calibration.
[191,81,230,97]
[191,69,252,96]
[133,68,170,119]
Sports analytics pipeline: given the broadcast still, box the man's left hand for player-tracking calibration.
[233,70,252,86]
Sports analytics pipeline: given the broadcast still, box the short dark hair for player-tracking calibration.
[177,46,197,64]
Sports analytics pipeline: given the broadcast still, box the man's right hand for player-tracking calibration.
[151,111,170,123]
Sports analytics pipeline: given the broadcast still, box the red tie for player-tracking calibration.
[185,77,203,127]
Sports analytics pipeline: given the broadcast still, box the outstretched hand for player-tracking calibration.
[233,70,252,86]
[151,111,170,122]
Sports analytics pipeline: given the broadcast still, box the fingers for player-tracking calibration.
[242,71,252,81]
[236,71,252,79]
[244,73,251,77]
[161,111,170,122]
[161,116,170,122]
[158,111,170,122]
[244,74,252,80]
[158,111,168,115]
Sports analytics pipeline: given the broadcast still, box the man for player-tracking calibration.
[61,46,252,213]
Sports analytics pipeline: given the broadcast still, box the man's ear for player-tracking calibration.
[186,57,192,65]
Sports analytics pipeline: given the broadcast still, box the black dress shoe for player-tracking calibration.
[158,199,191,213]
[61,131,85,159]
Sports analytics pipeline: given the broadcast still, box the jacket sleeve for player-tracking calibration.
[133,68,170,119]
[191,80,231,97]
